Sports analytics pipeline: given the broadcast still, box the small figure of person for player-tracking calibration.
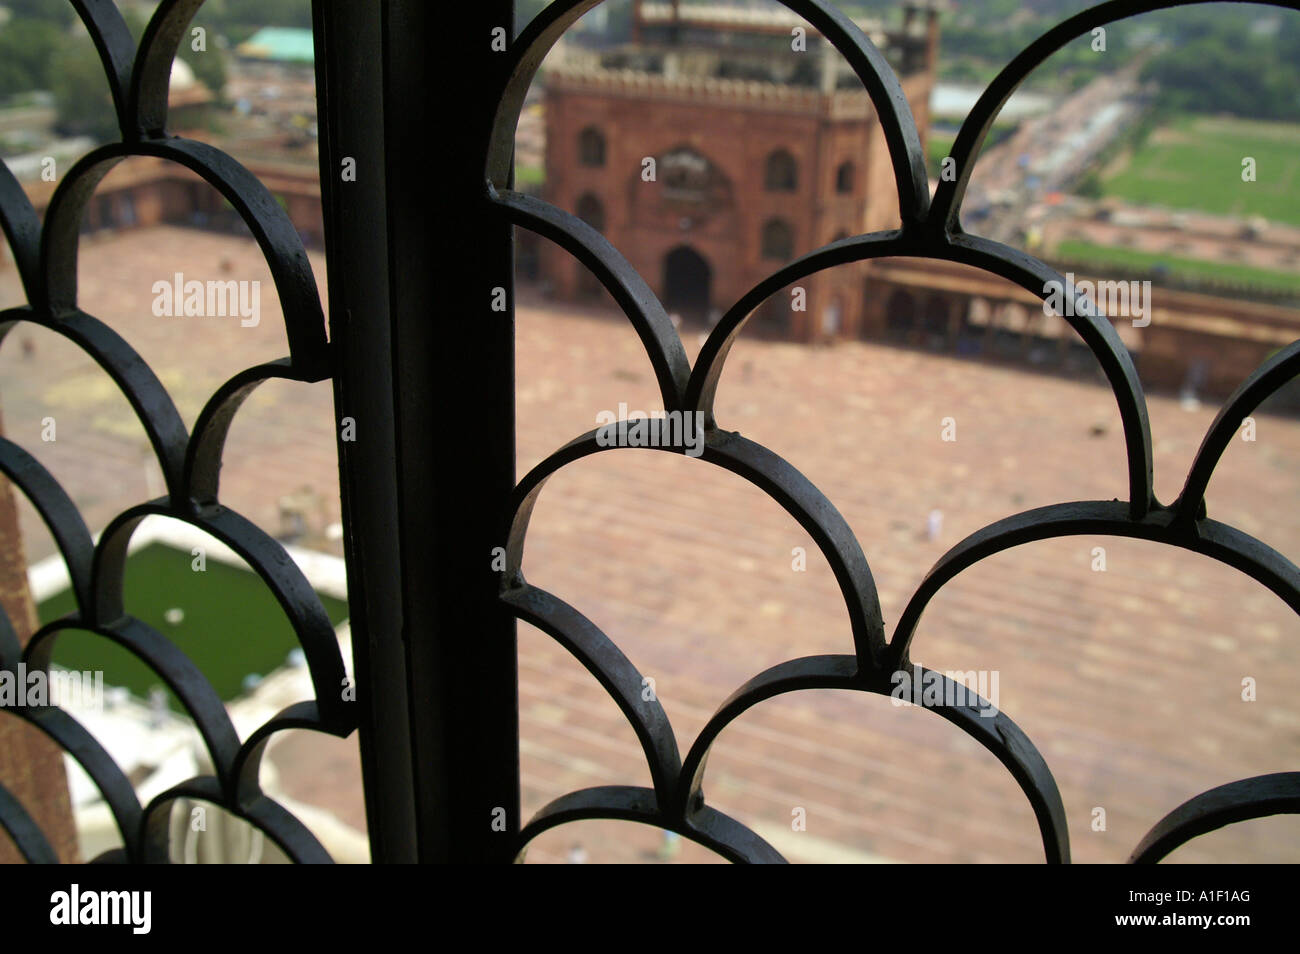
[657,830,681,861]
[927,508,943,542]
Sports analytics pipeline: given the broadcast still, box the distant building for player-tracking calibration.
[167,58,216,130]
[235,27,317,66]
[536,1,1300,401]
[540,0,941,340]
[0,39,323,259]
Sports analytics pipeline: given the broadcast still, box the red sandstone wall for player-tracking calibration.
[541,52,936,343]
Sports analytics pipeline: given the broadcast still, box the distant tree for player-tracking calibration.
[1142,36,1300,122]
[202,0,313,31]
[516,0,551,29]
[120,5,148,44]
[1134,7,1300,122]
[2,0,77,27]
[514,0,631,40]
[50,36,119,140]
[0,19,62,97]
[1073,169,1103,199]
[180,27,227,99]
[165,0,312,46]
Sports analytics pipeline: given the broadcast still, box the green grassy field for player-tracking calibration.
[927,132,956,161]
[1053,238,1300,294]
[926,132,955,179]
[927,126,1015,180]
[38,543,349,704]
[514,164,545,187]
[1100,116,1300,226]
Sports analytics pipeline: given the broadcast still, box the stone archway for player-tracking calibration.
[922,295,951,349]
[957,296,991,355]
[885,289,917,343]
[662,245,712,321]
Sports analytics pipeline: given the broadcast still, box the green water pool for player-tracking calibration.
[37,543,349,704]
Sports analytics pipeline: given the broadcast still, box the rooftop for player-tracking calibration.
[549,0,937,90]
[235,27,316,65]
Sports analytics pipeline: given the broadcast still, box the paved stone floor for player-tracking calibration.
[3,226,1299,863]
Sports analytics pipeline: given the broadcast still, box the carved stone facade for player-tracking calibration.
[541,1,940,341]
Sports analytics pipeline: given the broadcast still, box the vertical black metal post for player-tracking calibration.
[392,0,520,863]
[312,0,415,862]
[315,0,520,862]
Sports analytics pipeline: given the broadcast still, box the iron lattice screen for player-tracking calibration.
[0,0,353,863]
[0,0,1295,863]
[487,0,1300,863]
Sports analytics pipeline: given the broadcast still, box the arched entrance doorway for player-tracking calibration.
[885,289,917,343]
[662,245,711,322]
[922,295,951,350]
[957,296,991,355]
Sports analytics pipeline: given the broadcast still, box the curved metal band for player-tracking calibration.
[11,0,1296,867]
[930,0,1300,233]
[686,232,1153,518]
[0,436,95,616]
[502,584,682,804]
[491,187,690,411]
[25,616,243,794]
[91,504,353,732]
[40,141,328,377]
[185,359,315,505]
[131,0,210,137]
[0,0,351,868]
[10,704,145,861]
[1129,772,1300,863]
[515,785,787,863]
[0,160,42,301]
[0,306,189,502]
[232,701,329,803]
[0,782,57,863]
[1177,339,1300,527]
[141,776,335,864]
[507,425,886,667]
[889,501,1300,665]
[489,0,928,224]
[70,0,136,138]
[677,655,1069,861]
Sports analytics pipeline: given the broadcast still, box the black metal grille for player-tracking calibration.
[0,0,351,863]
[487,0,1300,864]
[0,0,1297,864]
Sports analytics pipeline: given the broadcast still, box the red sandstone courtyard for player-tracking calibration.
[1,225,1298,862]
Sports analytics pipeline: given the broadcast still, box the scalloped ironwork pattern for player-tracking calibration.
[489,0,1300,863]
[0,0,353,863]
[1,0,1297,865]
